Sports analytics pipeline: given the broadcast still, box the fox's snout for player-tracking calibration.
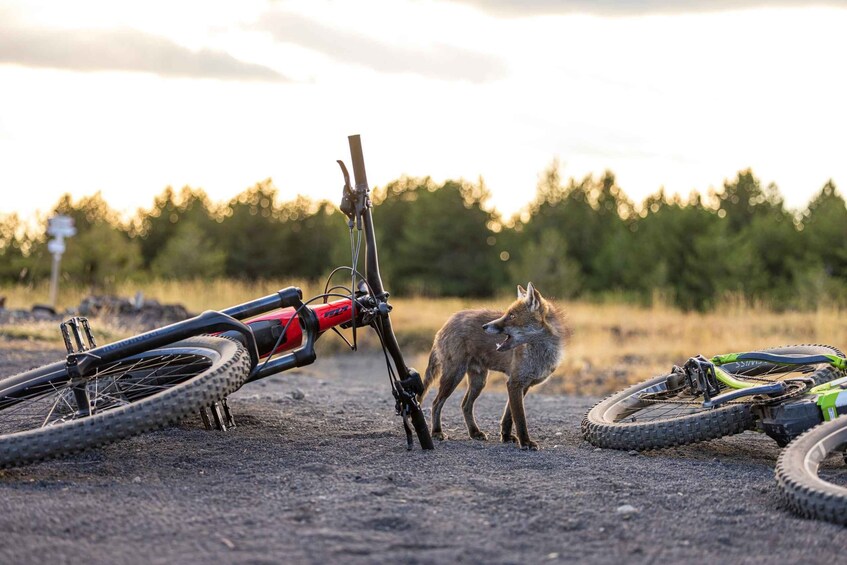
[482,321,503,334]
[483,316,518,351]
[481,282,550,353]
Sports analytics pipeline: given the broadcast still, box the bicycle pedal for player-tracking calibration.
[199,398,236,431]
[61,316,98,354]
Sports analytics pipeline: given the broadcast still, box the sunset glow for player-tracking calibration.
[2,0,846,219]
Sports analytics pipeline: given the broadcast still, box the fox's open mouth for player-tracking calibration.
[496,335,512,351]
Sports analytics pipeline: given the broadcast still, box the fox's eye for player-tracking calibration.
[508,313,516,320]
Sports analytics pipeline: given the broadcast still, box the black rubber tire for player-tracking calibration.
[775,417,847,525]
[582,344,845,451]
[0,336,251,468]
[582,373,756,450]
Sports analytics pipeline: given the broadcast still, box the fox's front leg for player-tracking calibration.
[503,382,537,450]
[500,386,529,443]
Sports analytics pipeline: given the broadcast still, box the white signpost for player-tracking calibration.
[47,215,76,308]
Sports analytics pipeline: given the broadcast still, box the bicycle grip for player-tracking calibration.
[409,402,434,450]
[347,134,368,189]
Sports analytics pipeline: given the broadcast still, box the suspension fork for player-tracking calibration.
[345,134,423,393]
[345,134,432,450]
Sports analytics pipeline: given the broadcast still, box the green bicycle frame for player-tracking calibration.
[712,352,847,371]
[712,352,847,421]
[811,375,847,421]
[711,366,755,390]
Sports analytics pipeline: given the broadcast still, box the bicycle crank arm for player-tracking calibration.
[702,381,787,408]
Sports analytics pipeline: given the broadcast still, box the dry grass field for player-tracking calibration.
[2,280,845,395]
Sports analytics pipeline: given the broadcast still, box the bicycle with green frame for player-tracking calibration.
[582,344,847,449]
[582,344,847,523]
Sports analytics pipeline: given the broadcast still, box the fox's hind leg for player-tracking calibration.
[462,366,488,440]
[430,361,466,441]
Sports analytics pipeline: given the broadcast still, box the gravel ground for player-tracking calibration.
[1,346,846,564]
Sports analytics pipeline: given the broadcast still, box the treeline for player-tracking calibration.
[1,166,845,310]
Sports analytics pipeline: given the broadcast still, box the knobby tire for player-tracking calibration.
[776,417,847,525]
[0,336,251,467]
[582,345,845,451]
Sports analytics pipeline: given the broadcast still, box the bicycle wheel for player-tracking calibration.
[582,344,845,451]
[775,417,847,525]
[0,335,251,467]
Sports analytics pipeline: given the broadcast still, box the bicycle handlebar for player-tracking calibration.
[348,134,369,190]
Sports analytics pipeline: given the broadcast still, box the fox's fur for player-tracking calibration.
[421,283,566,450]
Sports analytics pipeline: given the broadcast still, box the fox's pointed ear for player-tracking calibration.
[517,284,527,299]
[526,282,541,311]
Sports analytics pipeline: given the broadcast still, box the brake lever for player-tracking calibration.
[337,160,357,227]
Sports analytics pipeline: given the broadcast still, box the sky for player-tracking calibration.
[1,0,846,223]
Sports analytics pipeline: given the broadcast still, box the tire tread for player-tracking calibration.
[0,336,251,468]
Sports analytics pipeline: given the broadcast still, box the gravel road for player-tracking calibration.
[1,346,846,564]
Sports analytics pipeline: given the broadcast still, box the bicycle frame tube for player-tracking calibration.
[713,366,756,390]
[811,375,847,421]
[711,350,847,391]
[713,352,847,371]
[811,374,847,393]
[704,349,847,411]
[245,298,357,357]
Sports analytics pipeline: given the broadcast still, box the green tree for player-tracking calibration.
[0,214,29,282]
[626,192,728,309]
[715,169,784,232]
[371,176,435,286]
[802,180,847,278]
[508,162,632,296]
[507,229,583,299]
[384,178,499,296]
[51,193,142,288]
[151,221,226,278]
[794,180,847,306]
[135,186,219,268]
[733,207,803,304]
[215,181,347,280]
[215,180,283,279]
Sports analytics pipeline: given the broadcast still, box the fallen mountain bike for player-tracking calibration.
[775,403,847,525]
[582,345,847,450]
[0,135,433,468]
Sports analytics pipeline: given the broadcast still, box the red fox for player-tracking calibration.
[421,283,566,450]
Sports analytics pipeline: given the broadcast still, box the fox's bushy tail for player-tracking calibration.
[419,348,440,403]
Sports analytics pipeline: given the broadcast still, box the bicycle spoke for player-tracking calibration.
[40,391,68,428]
[48,381,77,418]
[622,361,827,425]
[0,353,212,435]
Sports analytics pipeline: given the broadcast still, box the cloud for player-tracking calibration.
[253,11,507,83]
[449,0,847,17]
[0,21,288,82]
